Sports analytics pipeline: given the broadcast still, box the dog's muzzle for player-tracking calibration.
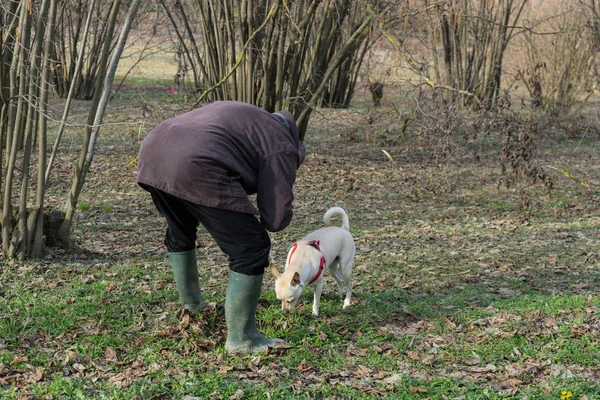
[281,302,294,313]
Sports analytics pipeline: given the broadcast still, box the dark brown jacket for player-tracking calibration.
[137,101,300,232]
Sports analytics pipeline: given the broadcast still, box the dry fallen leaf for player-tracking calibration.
[229,389,244,399]
[466,364,497,373]
[463,352,481,366]
[503,378,523,387]
[570,326,588,336]
[384,374,403,385]
[72,363,86,374]
[250,356,261,367]
[267,341,293,355]
[401,279,417,288]
[297,359,313,373]
[28,367,44,383]
[11,356,28,364]
[409,386,428,394]
[62,351,75,366]
[104,347,118,362]
[218,365,234,375]
[356,365,372,376]
[81,274,95,284]
[108,361,148,387]
[273,341,293,349]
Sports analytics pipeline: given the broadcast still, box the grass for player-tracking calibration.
[1,80,600,399]
[1,261,599,399]
[1,262,598,399]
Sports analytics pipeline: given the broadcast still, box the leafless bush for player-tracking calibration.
[514,1,600,114]
[158,0,394,138]
[416,0,528,110]
[415,105,461,166]
[494,114,553,192]
[417,101,553,194]
[340,85,555,199]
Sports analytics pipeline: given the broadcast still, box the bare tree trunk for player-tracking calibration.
[274,11,288,110]
[2,0,30,254]
[591,0,600,44]
[31,0,58,259]
[59,0,143,244]
[0,104,6,194]
[1,1,21,198]
[4,1,22,157]
[15,0,51,260]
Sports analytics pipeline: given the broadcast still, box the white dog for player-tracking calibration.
[270,207,355,316]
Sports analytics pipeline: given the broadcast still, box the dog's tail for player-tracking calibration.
[324,207,350,231]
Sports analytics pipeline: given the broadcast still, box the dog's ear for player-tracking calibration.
[292,272,301,287]
[269,262,281,279]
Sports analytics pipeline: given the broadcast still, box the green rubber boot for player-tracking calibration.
[225,271,283,354]
[168,250,209,312]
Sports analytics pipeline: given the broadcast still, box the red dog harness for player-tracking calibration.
[286,240,326,286]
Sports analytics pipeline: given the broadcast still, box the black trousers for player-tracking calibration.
[147,186,270,276]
